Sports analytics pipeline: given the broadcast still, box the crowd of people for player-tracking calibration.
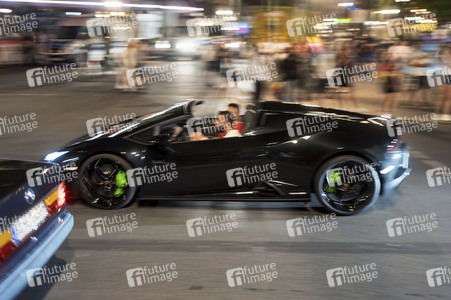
[198,36,451,115]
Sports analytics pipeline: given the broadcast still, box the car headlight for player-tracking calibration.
[176,42,197,52]
[155,41,171,49]
[44,151,68,161]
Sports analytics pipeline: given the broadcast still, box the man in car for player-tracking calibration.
[227,103,244,134]
[191,111,241,141]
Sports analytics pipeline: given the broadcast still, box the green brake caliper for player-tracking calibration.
[326,171,340,193]
[114,170,127,197]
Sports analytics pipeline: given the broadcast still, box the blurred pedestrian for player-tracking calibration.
[202,43,219,87]
[404,41,432,105]
[115,40,139,91]
[380,54,399,112]
[311,42,336,106]
[280,52,298,101]
[336,43,357,108]
[437,43,451,115]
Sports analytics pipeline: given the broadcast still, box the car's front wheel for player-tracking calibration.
[77,154,137,209]
[313,155,381,216]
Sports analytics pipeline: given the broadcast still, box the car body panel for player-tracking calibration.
[45,100,410,202]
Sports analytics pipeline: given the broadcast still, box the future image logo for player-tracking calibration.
[186,213,238,237]
[226,263,278,287]
[126,64,177,88]
[26,167,44,187]
[0,113,38,136]
[387,18,405,37]
[326,63,377,87]
[86,113,136,137]
[86,213,138,237]
[426,266,451,287]
[386,114,438,138]
[286,214,338,237]
[86,14,137,37]
[286,13,336,37]
[126,263,178,288]
[386,118,403,137]
[26,164,77,187]
[126,164,178,188]
[286,115,337,137]
[387,15,436,38]
[325,164,375,188]
[226,163,278,188]
[426,166,451,187]
[186,115,235,136]
[26,64,78,88]
[386,213,438,237]
[0,13,38,36]
[226,64,277,88]
[26,263,78,287]
[426,67,451,87]
[186,16,236,37]
[326,263,377,287]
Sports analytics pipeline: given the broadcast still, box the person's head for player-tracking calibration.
[227,103,240,120]
[128,39,138,48]
[215,111,234,132]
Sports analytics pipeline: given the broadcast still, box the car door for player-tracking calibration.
[143,119,275,195]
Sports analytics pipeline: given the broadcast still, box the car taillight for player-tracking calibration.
[57,182,66,208]
[45,182,66,213]
[0,229,14,261]
[387,139,401,153]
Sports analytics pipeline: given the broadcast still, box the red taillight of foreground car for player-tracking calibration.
[57,182,66,208]
[45,182,66,213]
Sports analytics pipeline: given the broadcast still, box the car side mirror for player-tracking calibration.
[149,134,170,146]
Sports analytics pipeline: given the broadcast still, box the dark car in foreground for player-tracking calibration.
[0,159,73,300]
[44,100,410,215]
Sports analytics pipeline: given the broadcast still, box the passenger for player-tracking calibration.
[216,111,242,138]
[190,111,241,141]
[227,103,244,133]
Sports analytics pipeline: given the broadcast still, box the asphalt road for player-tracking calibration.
[1,62,451,300]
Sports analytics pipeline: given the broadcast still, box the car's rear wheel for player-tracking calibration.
[77,154,136,209]
[314,155,381,216]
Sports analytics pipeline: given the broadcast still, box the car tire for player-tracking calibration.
[76,153,137,209]
[313,155,381,216]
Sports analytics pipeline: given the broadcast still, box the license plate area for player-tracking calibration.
[9,201,49,246]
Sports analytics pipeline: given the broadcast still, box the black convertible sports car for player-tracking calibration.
[44,100,410,215]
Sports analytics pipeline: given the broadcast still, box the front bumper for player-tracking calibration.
[380,142,411,196]
[0,209,74,300]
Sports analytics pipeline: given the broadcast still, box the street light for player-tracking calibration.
[337,2,354,7]
[104,1,123,8]
[374,10,401,14]
[216,10,233,15]
[0,0,204,11]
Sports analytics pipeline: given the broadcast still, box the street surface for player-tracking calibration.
[1,62,450,299]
